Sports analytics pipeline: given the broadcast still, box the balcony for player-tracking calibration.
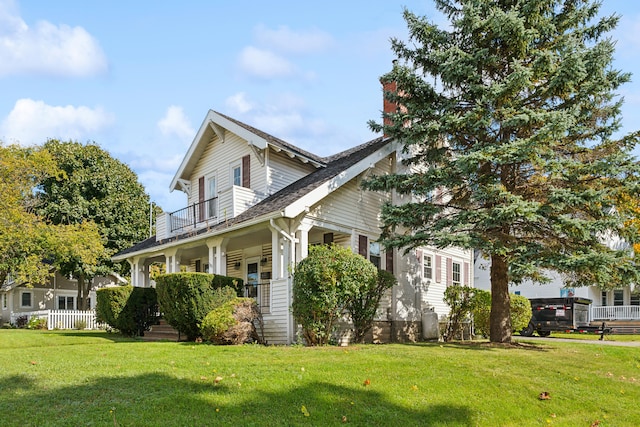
[169,197,218,234]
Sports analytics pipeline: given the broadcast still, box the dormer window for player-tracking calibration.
[231,155,251,188]
[232,163,242,186]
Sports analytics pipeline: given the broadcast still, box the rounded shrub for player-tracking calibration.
[470,290,532,337]
[95,285,159,336]
[155,273,242,341]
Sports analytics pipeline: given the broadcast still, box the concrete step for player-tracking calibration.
[141,320,181,341]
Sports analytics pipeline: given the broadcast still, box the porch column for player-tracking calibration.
[127,259,136,286]
[270,226,282,279]
[206,237,227,275]
[165,249,178,273]
[295,221,312,263]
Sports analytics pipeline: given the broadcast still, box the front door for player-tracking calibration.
[246,260,259,299]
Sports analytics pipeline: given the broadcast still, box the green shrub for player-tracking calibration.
[74,319,87,330]
[292,244,378,346]
[443,285,475,341]
[348,269,396,343]
[95,286,159,336]
[200,298,262,344]
[510,294,532,332]
[470,290,532,337]
[200,299,240,341]
[155,273,243,341]
[27,316,47,330]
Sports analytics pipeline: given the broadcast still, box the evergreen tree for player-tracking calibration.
[365,0,640,342]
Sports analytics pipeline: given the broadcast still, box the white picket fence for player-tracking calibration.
[9,310,103,330]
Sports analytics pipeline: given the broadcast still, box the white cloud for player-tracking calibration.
[225,92,254,114]
[237,46,295,79]
[157,106,194,142]
[253,24,333,54]
[0,0,107,77]
[0,98,114,145]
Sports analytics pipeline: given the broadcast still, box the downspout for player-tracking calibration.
[270,218,297,344]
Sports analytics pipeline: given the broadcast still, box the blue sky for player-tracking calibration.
[1,1,639,212]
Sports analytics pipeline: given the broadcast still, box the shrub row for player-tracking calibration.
[96,286,159,336]
[155,273,243,341]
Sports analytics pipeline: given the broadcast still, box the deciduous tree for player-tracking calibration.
[365,0,640,343]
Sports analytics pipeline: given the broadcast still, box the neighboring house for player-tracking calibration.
[1,271,126,325]
[474,245,640,323]
[113,103,474,344]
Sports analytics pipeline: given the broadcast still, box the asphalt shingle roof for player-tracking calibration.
[114,115,388,258]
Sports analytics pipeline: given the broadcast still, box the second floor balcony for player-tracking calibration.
[169,196,219,234]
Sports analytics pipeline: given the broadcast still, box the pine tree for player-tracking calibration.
[365,0,640,343]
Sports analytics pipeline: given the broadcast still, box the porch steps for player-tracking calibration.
[592,321,640,335]
[141,320,182,342]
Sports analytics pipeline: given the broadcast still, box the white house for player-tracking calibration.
[113,100,473,344]
[474,252,640,323]
[1,271,126,326]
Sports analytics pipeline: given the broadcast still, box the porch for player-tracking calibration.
[591,305,640,321]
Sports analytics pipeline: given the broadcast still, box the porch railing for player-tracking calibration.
[591,305,640,321]
[169,196,218,233]
[243,282,271,314]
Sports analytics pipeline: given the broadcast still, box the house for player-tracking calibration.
[474,245,640,325]
[1,271,126,326]
[113,95,474,344]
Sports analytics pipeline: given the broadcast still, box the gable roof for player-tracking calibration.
[114,130,396,260]
[170,110,325,192]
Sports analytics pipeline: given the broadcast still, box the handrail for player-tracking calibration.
[169,196,218,233]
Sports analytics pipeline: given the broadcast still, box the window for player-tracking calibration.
[369,242,381,269]
[601,291,607,306]
[207,175,217,218]
[2,293,6,309]
[614,289,624,306]
[231,162,242,187]
[423,254,433,280]
[21,291,32,308]
[58,296,74,310]
[631,292,639,306]
[452,262,461,285]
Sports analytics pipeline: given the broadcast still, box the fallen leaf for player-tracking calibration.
[29,361,37,365]
[301,405,310,417]
[363,379,371,386]
[200,376,207,381]
[214,376,223,384]
[590,420,600,427]
[342,415,348,423]
[411,385,418,391]
[538,392,551,400]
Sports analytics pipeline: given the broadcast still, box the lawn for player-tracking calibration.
[0,330,638,426]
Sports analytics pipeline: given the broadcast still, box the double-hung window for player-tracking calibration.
[452,262,461,285]
[423,254,433,280]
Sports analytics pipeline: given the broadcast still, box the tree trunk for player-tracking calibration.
[489,254,511,343]
[77,274,87,310]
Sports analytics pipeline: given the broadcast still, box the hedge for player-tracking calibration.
[155,273,243,341]
[95,286,159,336]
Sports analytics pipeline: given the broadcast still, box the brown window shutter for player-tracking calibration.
[386,248,394,273]
[323,233,334,245]
[242,155,250,188]
[446,257,453,286]
[198,176,205,220]
[464,261,470,285]
[358,235,368,258]
[435,255,442,283]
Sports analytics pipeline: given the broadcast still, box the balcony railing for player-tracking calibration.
[169,197,218,233]
[591,305,640,321]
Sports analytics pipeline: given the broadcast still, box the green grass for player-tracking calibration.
[1,330,639,426]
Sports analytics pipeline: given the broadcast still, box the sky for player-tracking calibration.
[1,1,640,213]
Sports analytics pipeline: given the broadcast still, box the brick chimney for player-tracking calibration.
[381,60,399,137]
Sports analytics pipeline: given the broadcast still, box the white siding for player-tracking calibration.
[262,278,291,344]
[188,133,267,210]
[267,150,316,194]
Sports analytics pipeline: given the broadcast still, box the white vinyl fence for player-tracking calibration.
[9,310,103,330]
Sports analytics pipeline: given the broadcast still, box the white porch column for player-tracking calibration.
[165,249,178,273]
[270,226,282,279]
[127,259,136,286]
[205,237,227,275]
[295,221,312,263]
